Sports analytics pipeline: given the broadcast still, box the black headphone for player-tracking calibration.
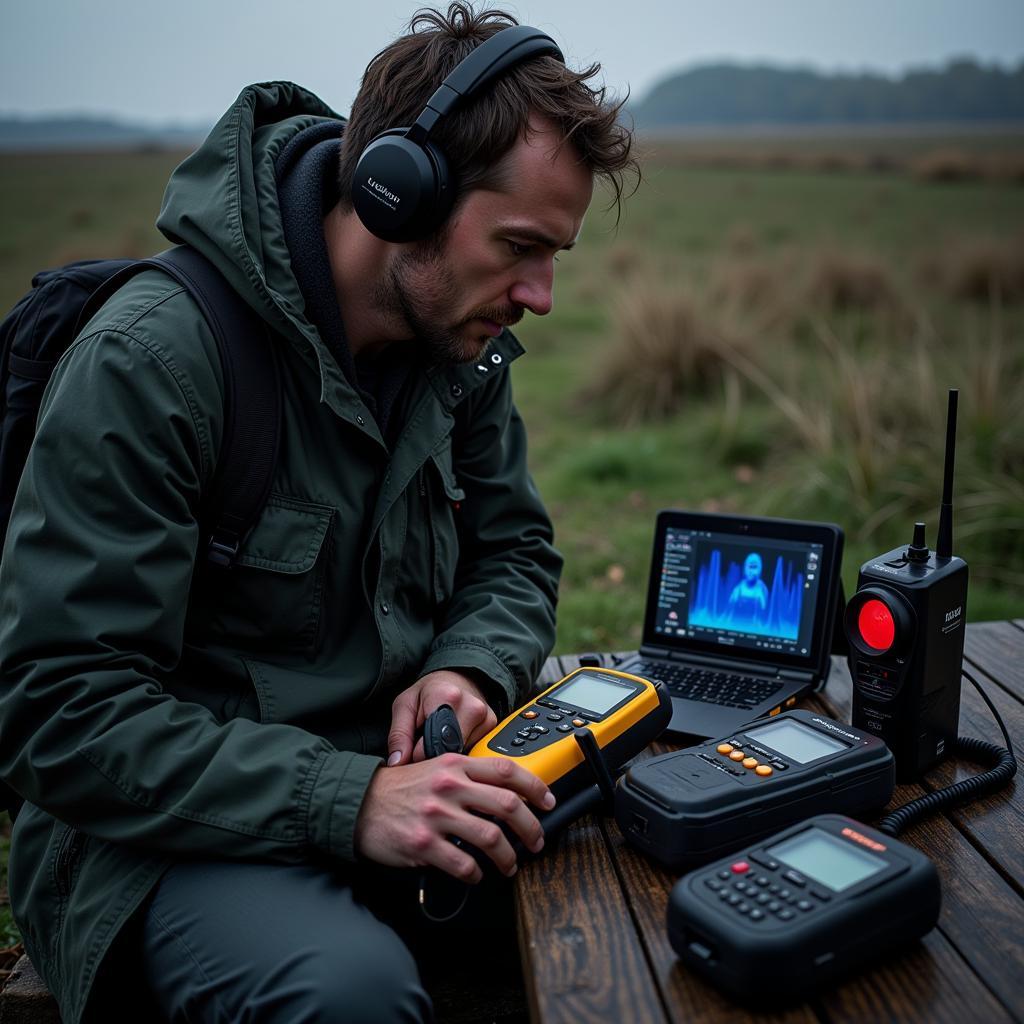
[351,24,564,243]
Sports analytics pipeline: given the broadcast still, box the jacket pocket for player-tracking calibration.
[425,443,466,605]
[189,493,335,654]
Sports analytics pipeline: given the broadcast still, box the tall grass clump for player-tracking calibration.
[580,282,751,425]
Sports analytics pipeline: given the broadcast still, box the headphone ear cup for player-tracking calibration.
[351,129,453,243]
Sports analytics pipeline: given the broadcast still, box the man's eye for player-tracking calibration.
[508,240,530,257]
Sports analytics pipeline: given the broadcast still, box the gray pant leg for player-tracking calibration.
[139,860,433,1024]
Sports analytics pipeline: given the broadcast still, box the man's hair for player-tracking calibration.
[337,3,638,224]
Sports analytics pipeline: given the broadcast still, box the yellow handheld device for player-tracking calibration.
[469,666,671,803]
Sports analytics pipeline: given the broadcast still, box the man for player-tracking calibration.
[0,5,636,1022]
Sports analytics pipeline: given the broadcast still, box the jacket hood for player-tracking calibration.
[156,81,345,364]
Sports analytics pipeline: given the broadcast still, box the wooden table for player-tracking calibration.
[515,620,1024,1024]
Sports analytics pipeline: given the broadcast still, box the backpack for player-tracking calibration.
[0,245,283,821]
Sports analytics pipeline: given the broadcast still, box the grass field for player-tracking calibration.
[0,128,1022,958]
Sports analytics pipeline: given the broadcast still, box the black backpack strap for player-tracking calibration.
[77,246,282,568]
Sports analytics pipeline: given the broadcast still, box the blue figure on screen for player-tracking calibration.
[727,553,769,622]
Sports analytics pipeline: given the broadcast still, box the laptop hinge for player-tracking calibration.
[666,649,784,678]
[779,668,815,682]
[638,644,672,659]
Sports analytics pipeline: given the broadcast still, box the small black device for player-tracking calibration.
[667,813,940,1002]
[615,710,893,869]
[847,390,968,780]
[618,511,844,738]
[351,25,563,242]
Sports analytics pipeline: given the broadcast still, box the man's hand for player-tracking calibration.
[387,670,499,766]
[354,753,554,882]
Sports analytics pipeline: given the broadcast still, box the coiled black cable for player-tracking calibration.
[875,668,1017,836]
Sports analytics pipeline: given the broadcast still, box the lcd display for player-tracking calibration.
[744,718,847,763]
[768,828,887,892]
[553,672,635,716]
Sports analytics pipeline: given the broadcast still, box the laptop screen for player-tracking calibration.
[643,512,843,673]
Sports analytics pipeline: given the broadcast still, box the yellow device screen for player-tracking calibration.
[469,667,670,793]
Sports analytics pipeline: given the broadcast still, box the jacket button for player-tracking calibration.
[356,414,365,426]
[450,384,463,398]
[380,602,390,615]
[490,353,503,365]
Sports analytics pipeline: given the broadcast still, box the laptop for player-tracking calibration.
[618,510,844,739]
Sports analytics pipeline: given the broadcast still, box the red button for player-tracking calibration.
[731,861,750,874]
[858,599,895,652]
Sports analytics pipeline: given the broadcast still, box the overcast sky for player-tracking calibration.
[3,0,1023,125]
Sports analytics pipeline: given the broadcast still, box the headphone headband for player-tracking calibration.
[407,26,564,145]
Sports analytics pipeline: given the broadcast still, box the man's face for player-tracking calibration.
[375,116,594,364]
[744,554,762,582]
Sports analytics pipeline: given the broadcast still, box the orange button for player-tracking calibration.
[755,765,773,777]
[742,757,758,769]
[522,710,539,719]
[717,743,734,755]
[572,719,587,728]
[729,750,746,762]
[785,697,797,707]
[768,707,781,717]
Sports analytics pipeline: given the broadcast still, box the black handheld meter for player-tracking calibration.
[667,813,940,1002]
[616,710,894,869]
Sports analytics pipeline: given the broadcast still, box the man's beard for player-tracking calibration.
[373,241,523,365]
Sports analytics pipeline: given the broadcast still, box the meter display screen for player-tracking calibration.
[554,672,635,716]
[744,718,848,763]
[768,828,887,892]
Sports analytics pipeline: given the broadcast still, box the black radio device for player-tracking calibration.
[845,390,968,780]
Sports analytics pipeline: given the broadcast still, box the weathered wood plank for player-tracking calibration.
[599,817,818,1024]
[515,814,668,1024]
[964,622,1024,704]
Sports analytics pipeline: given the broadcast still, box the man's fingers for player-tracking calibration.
[461,781,545,857]
[461,703,498,750]
[387,693,420,766]
[463,756,556,812]
[425,808,518,877]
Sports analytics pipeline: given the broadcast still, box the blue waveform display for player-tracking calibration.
[688,548,803,640]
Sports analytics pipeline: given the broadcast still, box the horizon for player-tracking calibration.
[2,0,1023,126]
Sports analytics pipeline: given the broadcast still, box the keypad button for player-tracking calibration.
[532,725,549,734]
[522,710,539,719]
[777,909,795,921]
[771,761,789,771]
[755,765,773,777]
[556,723,573,733]
[718,890,730,901]
[742,757,759,769]
[517,728,533,738]
[547,714,564,722]
[511,738,525,747]
[756,893,770,905]
[734,881,749,893]
[779,889,792,900]
[727,894,741,906]
[783,870,807,888]
[750,853,780,871]
[731,861,750,874]
[755,876,770,887]
[572,719,587,728]
[749,909,765,921]
[767,901,781,912]
[737,902,750,914]
[810,889,832,903]
[717,869,731,880]
[729,750,746,762]
[527,731,542,741]
[705,878,723,891]
[716,743,734,755]
[797,900,814,912]
[537,700,558,709]
[768,884,780,894]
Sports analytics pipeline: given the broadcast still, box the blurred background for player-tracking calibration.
[1,0,1022,953]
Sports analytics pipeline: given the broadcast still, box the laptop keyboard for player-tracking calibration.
[632,659,783,710]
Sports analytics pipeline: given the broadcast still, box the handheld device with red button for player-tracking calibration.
[468,666,671,814]
[615,710,894,869]
[846,389,969,781]
[667,813,940,1002]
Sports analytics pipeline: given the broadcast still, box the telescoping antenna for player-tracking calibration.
[935,389,958,561]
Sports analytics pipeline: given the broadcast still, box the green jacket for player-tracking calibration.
[0,82,560,1024]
